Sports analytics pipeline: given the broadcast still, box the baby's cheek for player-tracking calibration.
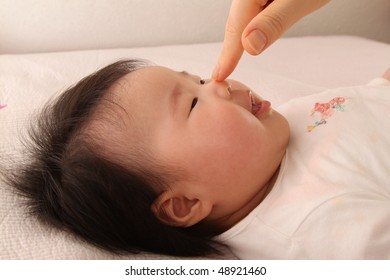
[221,121,261,159]
[196,106,262,153]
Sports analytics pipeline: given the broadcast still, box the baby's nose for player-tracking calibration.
[203,80,232,99]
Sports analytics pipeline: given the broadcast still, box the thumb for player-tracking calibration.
[242,0,329,55]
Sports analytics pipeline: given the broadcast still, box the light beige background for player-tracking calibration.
[1,0,389,54]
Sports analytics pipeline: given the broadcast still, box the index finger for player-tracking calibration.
[213,0,265,81]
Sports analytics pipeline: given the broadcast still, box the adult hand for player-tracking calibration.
[212,0,330,81]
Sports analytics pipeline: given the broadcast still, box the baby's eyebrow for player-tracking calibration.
[169,81,182,118]
[169,71,193,117]
[180,70,191,77]
[179,70,199,83]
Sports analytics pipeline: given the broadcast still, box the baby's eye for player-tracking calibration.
[200,79,206,85]
[190,98,198,111]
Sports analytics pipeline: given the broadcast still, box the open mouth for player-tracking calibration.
[249,91,271,117]
[227,83,272,118]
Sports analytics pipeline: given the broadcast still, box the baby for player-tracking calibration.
[8,60,390,259]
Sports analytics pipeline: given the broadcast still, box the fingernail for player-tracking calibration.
[245,29,267,54]
[212,63,220,81]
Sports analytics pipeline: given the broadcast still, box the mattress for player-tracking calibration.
[1,36,389,259]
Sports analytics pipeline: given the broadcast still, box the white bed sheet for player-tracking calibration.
[1,36,390,259]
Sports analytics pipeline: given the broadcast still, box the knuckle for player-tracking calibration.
[261,12,286,36]
[225,18,240,37]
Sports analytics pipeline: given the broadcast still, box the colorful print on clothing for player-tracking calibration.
[0,103,7,110]
[307,97,346,132]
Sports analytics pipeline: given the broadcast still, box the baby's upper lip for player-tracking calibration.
[228,88,255,113]
[249,91,260,115]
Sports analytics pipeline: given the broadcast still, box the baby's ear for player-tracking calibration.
[151,191,212,227]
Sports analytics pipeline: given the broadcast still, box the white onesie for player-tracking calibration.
[216,79,390,259]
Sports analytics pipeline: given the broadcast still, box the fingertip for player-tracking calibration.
[211,64,220,81]
[213,59,238,81]
[212,63,230,81]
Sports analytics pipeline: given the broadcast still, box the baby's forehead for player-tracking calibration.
[98,66,175,133]
[106,65,204,123]
[125,65,177,79]
[108,66,186,103]
[115,65,197,86]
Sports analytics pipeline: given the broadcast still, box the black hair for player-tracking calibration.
[3,59,221,257]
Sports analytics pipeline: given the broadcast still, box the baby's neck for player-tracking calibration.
[205,164,281,235]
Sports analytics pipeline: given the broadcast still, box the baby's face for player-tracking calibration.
[109,66,289,226]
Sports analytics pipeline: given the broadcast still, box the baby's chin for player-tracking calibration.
[261,107,290,151]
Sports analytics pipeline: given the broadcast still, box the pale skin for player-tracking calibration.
[97,66,289,234]
[213,0,330,81]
